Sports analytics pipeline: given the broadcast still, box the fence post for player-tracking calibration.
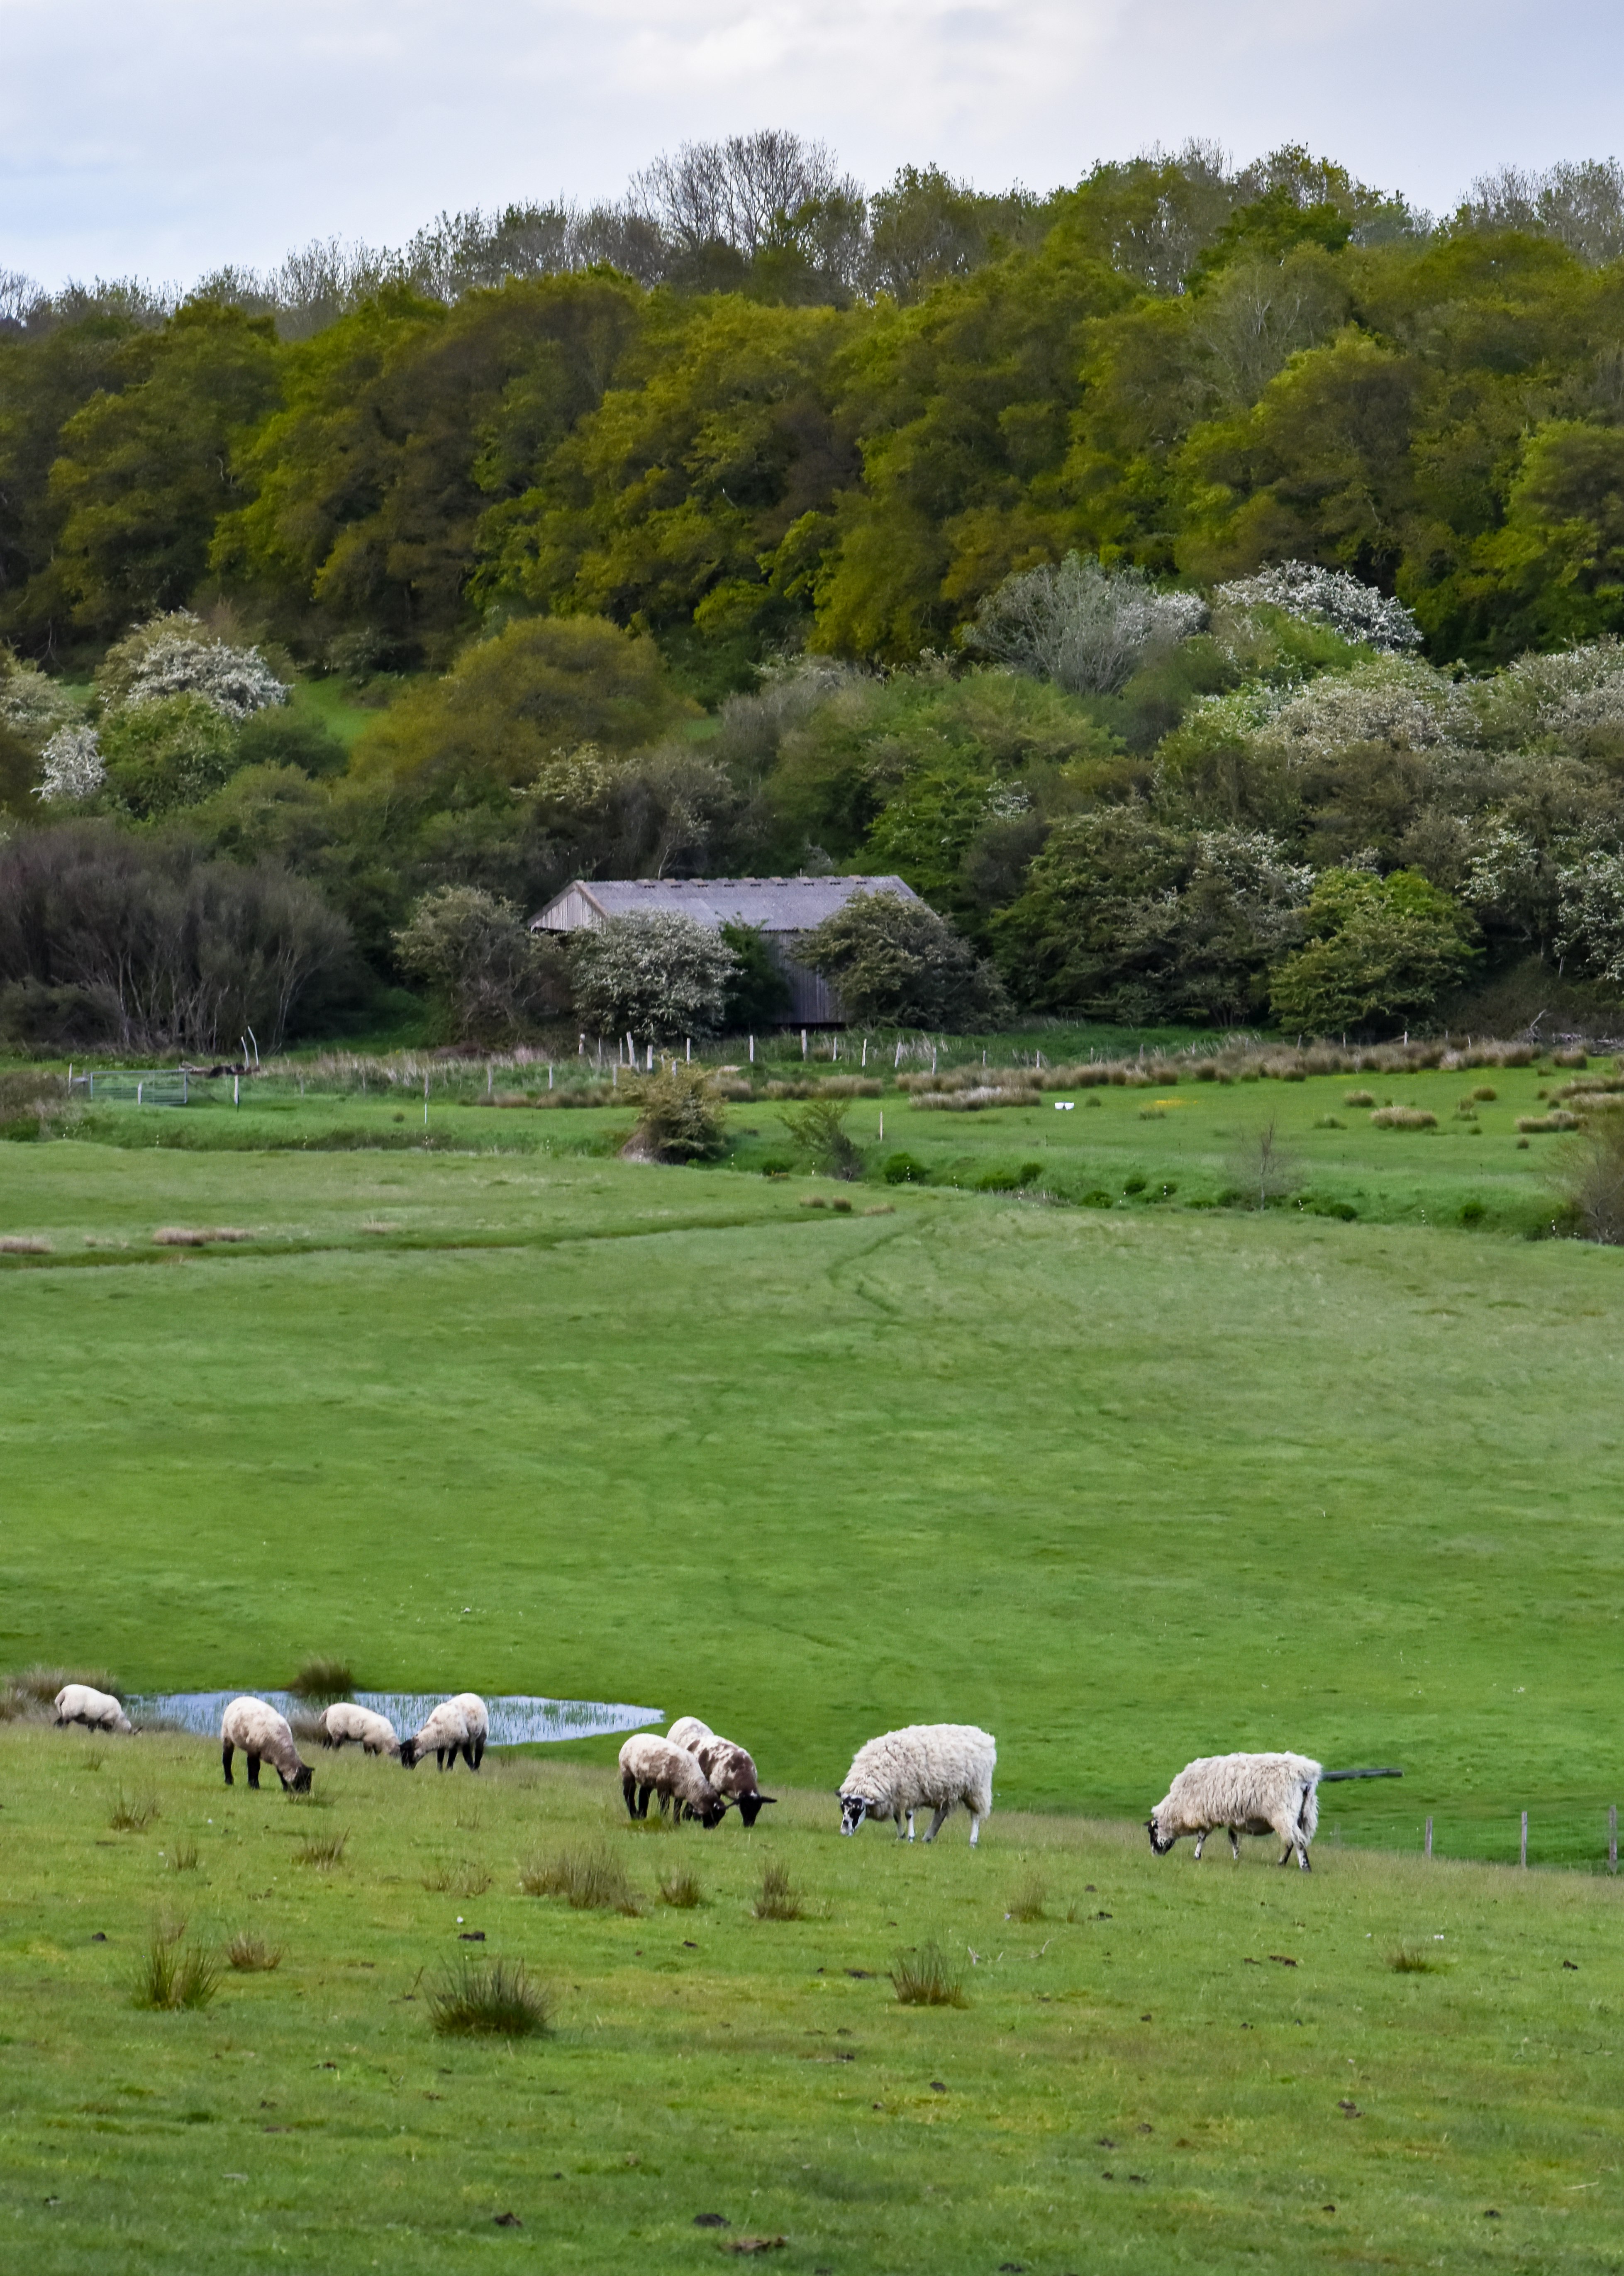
[1520,1810,1528,1868]
[1610,1804,1617,1876]
[1425,1815,1433,1859]
[137,1080,143,1106]
[749,1034,755,1063]
[548,1065,554,1090]
[423,1071,429,1128]
[234,1075,239,1109]
[861,1038,867,1068]
[878,1111,884,1142]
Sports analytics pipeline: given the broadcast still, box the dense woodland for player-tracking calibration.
[8,137,1624,1050]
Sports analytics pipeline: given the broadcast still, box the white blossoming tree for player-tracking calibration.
[1214,563,1423,654]
[34,725,106,803]
[96,611,288,722]
[968,553,1208,695]
[570,911,738,1042]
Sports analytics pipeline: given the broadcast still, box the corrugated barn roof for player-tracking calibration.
[530,875,919,933]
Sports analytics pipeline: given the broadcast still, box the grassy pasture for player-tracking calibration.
[1,1727,1621,2276]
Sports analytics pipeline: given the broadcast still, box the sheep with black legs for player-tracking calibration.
[221,1696,313,1792]
[1146,1752,1402,1871]
[619,1734,728,1828]
[668,1717,777,1828]
[54,1684,132,1735]
[318,1702,399,1756]
[400,1693,488,1771]
[839,1723,995,1846]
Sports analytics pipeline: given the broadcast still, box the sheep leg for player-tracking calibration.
[221,1739,234,1786]
[622,1772,639,1819]
[923,1806,950,1843]
[968,1812,982,1848]
[246,1750,262,1790]
[904,1808,916,1842]
[1229,1828,1241,1862]
[1192,1830,1206,1860]
[638,1783,654,1819]
[472,1735,485,1771]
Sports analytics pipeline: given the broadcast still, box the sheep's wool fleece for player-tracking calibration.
[1155,1752,1323,1838]
[666,1716,714,1753]
[320,1702,398,1751]
[54,1684,131,1733]
[221,1696,303,1776]
[410,1694,488,1752]
[620,1733,718,1810]
[694,1736,760,1798]
[841,1725,996,1817]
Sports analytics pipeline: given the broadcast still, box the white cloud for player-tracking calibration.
[2,0,1622,284]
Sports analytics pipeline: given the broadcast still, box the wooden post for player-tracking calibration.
[233,1075,239,1109]
[894,1038,902,1068]
[646,1042,653,1072]
[861,1038,867,1067]
[1425,1815,1432,1859]
[878,1111,884,1142]
[487,1065,492,1095]
[612,1064,617,1088]
[802,1028,808,1059]
[1610,1804,1617,1875]
[424,1071,429,1128]
[548,1065,554,1090]
[749,1034,755,1063]
[1520,1810,1528,1868]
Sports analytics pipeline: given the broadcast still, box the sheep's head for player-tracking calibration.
[839,1792,874,1836]
[399,1740,421,1770]
[291,1762,314,1794]
[1146,1811,1176,1856]
[736,1792,777,1828]
[688,1794,729,1830]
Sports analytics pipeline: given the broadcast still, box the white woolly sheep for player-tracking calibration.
[1146,1753,1402,1871]
[668,1716,777,1828]
[221,1696,313,1793]
[53,1684,132,1735]
[619,1733,728,1828]
[839,1723,996,1846]
[400,1693,488,1771]
[318,1702,399,1756]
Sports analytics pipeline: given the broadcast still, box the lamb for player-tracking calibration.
[1146,1753,1403,1871]
[668,1716,777,1828]
[317,1701,399,1756]
[399,1693,488,1772]
[53,1684,132,1735]
[619,1733,728,1828]
[220,1696,313,1792]
[839,1723,996,1846]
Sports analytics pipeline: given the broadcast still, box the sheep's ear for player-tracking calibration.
[758,1794,778,1805]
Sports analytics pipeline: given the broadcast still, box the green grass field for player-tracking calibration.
[3,1062,1622,2267]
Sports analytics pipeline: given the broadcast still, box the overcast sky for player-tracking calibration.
[4,0,1622,287]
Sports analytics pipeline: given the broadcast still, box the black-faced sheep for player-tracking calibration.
[53,1684,132,1735]
[839,1723,995,1846]
[1147,1753,1402,1870]
[221,1696,313,1792]
[400,1693,488,1771]
[619,1733,728,1828]
[668,1716,777,1828]
[318,1702,399,1756]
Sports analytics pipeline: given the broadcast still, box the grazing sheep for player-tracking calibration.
[53,1684,132,1735]
[317,1702,399,1756]
[221,1696,313,1793]
[1146,1754,1402,1871]
[839,1723,996,1846]
[399,1693,488,1772]
[619,1733,728,1828]
[668,1716,777,1828]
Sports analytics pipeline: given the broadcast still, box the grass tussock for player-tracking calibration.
[519,1846,641,1914]
[655,1865,703,1909]
[1370,1106,1438,1130]
[429,1953,553,2039]
[752,1861,803,1920]
[1005,1871,1047,1923]
[109,1786,159,1831]
[151,1226,251,1246]
[1387,1943,1444,1974]
[890,1939,968,2008]
[0,1233,51,1254]
[226,1932,281,1972]
[422,1859,492,1898]
[132,1920,218,2011]
[293,1827,349,1869]
[164,1838,199,1873]
[289,1656,354,1700]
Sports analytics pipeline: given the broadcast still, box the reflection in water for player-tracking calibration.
[124,1691,662,1746]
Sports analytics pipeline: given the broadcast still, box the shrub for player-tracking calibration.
[293,1829,349,1868]
[1005,1873,1046,1923]
[394,887,570,1044]
[0,1071,78,1142]
[890,1939,967,2007]
[1268,868,1478,1034]
[1215,563,1422,653]
[1459,1199,1487,1225]
[1080,1189,1114,1207]
[752,1862,803,1920]
[622,1064,730,1163]
[1564,1114,1624,1241]
[1370,1106,1438,1129]
[1227,1115,1302,1206]
[1123,1172,1148,1194]
[96,610,288,720]
[429,1953,553,2039]
[571,911,736,1042]
[969,552,1206,694]
[289,1656,352,1701]
[227,1932,281,1972]
[1472,1084,1498,1101]
[719,922,791,1029]
[778,1095,863,1179]
[975,1161,1045,1192]
[519,1847,641,1914]
[133,1922,218,2011]
[797,891,1008,1030]
[881,1150,929,1184]
[656,1867,703,1909]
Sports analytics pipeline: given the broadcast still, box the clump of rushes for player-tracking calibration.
[227,1932,281,1972]
[293,1828,349,1868]
[422,1860,493,1898]
[1004,1872,1046,1923]
[752,1861,803,1920]
[429,1954,552,2038]
[656,1866,703,1909]
[133,1920,218,2010]
[519,1847,641,1915]
[289,1657,353,1701]
[1344,1090,1375,1107]
[164,1838,200,1873]
[1370,1106,1437,1129]
[890,1940,968,2008]
[1387,1943,1443,1973]
[109,1787,158,1831]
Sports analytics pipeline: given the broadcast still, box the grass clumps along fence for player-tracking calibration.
[133,1920,218,2011]
[428,1953,552,2039]
[520,1846,641,1914]
[890,1940,968,2008]
[752,1861,803,1920]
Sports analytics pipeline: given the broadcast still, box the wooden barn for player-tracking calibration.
[529,875,920,1027]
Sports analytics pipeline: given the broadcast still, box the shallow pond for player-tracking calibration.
[123,1691,661,1746]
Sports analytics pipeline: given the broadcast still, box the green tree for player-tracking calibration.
[569,911,737,1041]
[797,889,1007,1028]
[393,884,569,1041]
[1267,866,1478,1033]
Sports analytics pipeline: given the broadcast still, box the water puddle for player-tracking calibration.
[123,1691,661,1747]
